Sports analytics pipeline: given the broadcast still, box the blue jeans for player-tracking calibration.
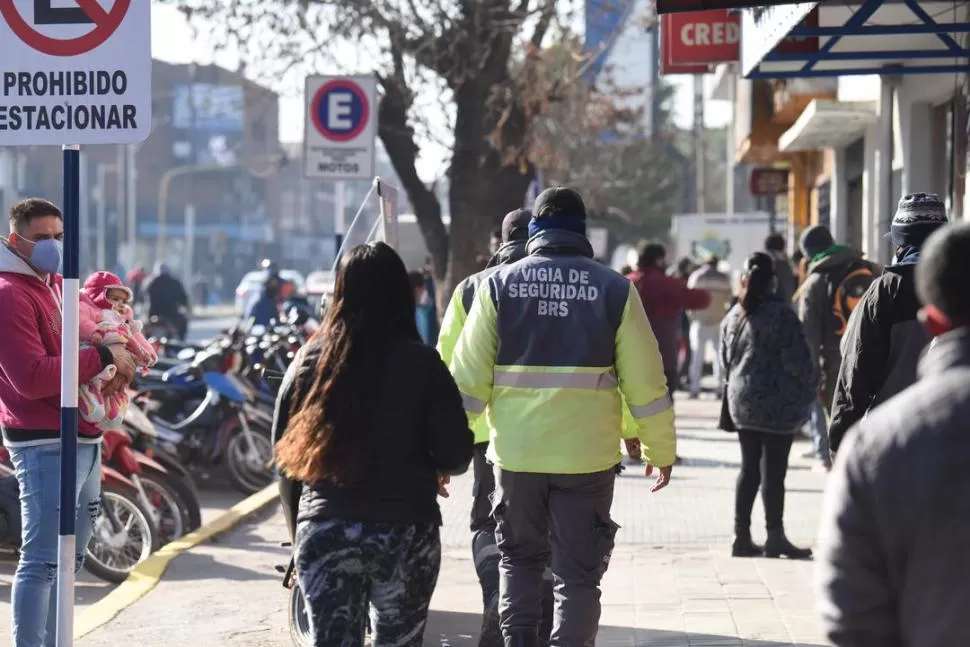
[8,442,102,647]
[809,401,831,467]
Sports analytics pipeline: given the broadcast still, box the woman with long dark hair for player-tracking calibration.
[719,252,816,559]
[274,242,474,646]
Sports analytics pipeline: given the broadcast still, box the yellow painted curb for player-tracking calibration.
[75,483,279,639]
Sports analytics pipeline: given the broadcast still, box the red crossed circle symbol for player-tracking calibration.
[0,0,130,57]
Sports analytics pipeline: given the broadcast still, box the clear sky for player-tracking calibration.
[151,4,731,180]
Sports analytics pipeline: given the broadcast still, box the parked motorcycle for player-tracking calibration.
[130,323,299,494]
[132,371,273,494]
[101,428,202,544]
[0,447,160,584]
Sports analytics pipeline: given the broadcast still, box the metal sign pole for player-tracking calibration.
[56,143,81,647]
[334,180,346,262]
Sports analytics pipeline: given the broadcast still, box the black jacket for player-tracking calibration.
[828,264,928,452]
[143,272,189,319]
[272,335,473,532]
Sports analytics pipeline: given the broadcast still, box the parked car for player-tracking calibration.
[234,270,306,314]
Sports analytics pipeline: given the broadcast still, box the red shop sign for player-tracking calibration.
[660,14,711,76]
[667,9,819,66]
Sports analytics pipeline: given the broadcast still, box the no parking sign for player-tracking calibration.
[303,75,377,180]
[0,0,152,145]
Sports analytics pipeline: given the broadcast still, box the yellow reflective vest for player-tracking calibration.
[451,230,676,474]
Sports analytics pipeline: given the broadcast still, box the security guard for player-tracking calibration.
[438,208,553,647]
[451,187,676,647]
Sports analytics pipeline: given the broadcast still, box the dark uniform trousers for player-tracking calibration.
[492,466,618,647]
[472,444,553,647]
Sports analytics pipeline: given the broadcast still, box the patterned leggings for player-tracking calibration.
[295,519,441,647]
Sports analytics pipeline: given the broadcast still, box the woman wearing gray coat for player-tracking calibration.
[720,252,817,559]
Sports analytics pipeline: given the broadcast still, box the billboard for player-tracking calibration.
[172,84,245,133]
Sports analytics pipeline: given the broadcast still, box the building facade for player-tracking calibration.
[712,1,968,261]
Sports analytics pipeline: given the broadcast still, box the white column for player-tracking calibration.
[871,78,895,265]
[861,124,878,259]
[898,99,932,195]
[831,147,848,244]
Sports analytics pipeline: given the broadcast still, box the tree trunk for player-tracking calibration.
[442,82,533,309]
[377,77,449,279]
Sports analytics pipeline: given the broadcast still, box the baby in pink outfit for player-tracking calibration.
[78,271,158,430]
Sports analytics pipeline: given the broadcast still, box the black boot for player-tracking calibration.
[504,629,538,647]
[764,528,812,560]
[731,526,763,557]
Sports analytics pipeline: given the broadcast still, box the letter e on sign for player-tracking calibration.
[666,9,739,66]
[303,75,378,181]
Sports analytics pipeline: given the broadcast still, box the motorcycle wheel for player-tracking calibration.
[288,584,313,647]
[225,425,275,495]
[84,486,161,584]
[140,470,202,544]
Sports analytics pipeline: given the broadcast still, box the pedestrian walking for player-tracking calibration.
[0,198,137,647]
[797,226,879,470]
[273,242,474,647]
[720,252,816,559]
[764,233,797,306]
[411,270,438,346]
[451,187,676,647]
[627,244,710,394]
[816,222,970,647]
[438,209,554,647]
[686,255,733,398]
[829,193,948,455]
[143,262,191,340]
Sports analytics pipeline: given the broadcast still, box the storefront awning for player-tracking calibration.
[742,0,970,79]
[778,99,877,151]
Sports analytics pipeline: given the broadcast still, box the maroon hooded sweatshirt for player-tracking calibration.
[0,241,111,447]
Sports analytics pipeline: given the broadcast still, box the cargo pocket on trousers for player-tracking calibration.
[492,501,512,548]
[592,514,620,579]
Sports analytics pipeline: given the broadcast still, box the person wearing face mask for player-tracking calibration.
[0,198,137,647]
[828,194,948,457]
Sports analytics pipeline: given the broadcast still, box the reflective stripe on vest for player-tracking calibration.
[628,393,673,418]
[462,393,487,414]
[492,369,618,390]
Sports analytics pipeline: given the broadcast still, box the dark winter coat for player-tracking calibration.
[719,298,817,433]
[797,247,881,411]
[767,250,797,307]
[828,262,928,452]
[816,328,970,647]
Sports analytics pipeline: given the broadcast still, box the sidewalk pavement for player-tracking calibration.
[74,394,830,646]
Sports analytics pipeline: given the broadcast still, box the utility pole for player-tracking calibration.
[693,74,706,214]
[115,145,126,267]
[185,63,199,273]
[126,144,137,269]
